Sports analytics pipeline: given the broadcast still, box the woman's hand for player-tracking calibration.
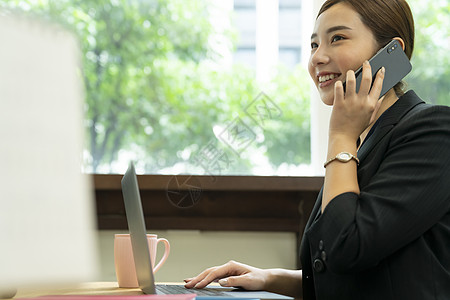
[321,61,386,211]
[330,60,385,142]
[184,261,303,298]
[184,260,268,291]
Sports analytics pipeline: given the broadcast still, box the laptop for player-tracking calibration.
[121,162,293,299]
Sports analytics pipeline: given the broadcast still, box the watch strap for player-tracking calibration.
[324,152,359,168]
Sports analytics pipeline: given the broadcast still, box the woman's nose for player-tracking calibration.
[310,45,330,67]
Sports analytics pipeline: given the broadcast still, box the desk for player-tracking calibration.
[10,282,301,300]
[7,282,142,299]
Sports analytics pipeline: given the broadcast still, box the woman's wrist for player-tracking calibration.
[322,132,360,211]
[264,269,303,298]
[327,134,358,159]
[328,126,362,143]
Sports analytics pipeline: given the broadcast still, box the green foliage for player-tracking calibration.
[1,0,312,174]
[261,65,311,167]
[406,0,450,105]
[2,0,445,174]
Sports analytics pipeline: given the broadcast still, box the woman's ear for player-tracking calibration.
[393,37,405,51]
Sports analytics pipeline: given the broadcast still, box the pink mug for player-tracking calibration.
[114,234,170,288]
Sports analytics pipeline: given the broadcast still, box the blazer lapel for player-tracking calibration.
[357,91,424,162]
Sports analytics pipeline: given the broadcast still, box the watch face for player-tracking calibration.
[337,152,352,162]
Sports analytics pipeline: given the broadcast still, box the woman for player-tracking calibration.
[184,0,450,299]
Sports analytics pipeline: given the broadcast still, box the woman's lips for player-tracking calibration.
[318,73,341,88]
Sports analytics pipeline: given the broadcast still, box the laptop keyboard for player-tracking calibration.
[156,285,231,296]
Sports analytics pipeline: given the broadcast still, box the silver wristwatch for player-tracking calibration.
[324,152,359,168]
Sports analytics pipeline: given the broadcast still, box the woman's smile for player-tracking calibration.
[317,72,342,88]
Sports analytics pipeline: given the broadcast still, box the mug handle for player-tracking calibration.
[153,238,170,273]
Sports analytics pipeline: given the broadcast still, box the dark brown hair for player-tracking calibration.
[317,0,415,96]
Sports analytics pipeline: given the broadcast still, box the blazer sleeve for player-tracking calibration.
[306,105,450,274]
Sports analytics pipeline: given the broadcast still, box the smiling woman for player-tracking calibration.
[308,5,381,106]
[184,0,450,299]
[317,0,414,95]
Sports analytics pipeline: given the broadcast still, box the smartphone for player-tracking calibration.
[343,39,412,98]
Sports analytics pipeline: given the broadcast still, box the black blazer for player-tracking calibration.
[300,91,450,300]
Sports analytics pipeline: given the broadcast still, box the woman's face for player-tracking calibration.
[308,3,379,105]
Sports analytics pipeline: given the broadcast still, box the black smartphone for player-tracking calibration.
[343,39,412,97]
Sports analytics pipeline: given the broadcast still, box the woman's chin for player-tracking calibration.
[317,89,335,106]
[320,95,334,106]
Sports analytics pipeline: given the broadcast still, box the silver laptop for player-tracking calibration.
[121,162,292,299]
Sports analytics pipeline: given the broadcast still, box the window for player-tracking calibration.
[405,0,449,106]
[2,0,448,175]
[233,1,256,68]
[278,0,302,68]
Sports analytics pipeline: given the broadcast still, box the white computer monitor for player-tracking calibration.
[0,12,98,292]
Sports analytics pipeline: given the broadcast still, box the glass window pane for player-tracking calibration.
[2,0,446,175]
[405,0,450,106]
[1,0,312,175]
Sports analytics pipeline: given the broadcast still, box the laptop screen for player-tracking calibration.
[122,163,157,294]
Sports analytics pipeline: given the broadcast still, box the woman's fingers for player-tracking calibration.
[330,61,386,140]
[369,67,385,99]
[184,267,219,289]
[219,273,262,290]
[184,261,266,291]
[334,80,344,104]
[193,269,229,289]
[184,261,247,289]
[345,69,356,97]
[358,60,372,95]
[368,67,386,124]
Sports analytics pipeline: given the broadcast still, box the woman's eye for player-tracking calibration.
[332,35,344,43]
[311,42,318,49]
